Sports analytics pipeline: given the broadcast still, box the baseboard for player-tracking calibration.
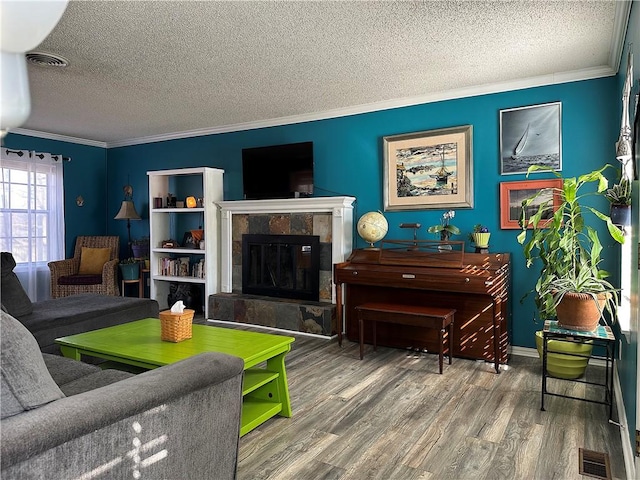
[614,369,636,480]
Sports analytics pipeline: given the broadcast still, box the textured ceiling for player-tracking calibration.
[13,0,629,147]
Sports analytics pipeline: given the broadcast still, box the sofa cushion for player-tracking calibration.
[78,247,111,275]
[43,353,101,386]
[59,369,134,396]
[17,294,160,355]
[0,252,33,317]
[0,312,65,419]
[58,274,103,285]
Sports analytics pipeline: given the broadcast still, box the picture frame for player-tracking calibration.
[383,125,473,211]
[182,231,196,249]
[499,102,562,175]
[499,179,563,229]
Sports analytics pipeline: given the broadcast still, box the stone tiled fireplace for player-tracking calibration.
[209,197,355,336]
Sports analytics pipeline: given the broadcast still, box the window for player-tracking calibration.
[0,148,65,301]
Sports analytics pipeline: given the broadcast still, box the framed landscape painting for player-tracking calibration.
[500,102,562,175]
[383,125,473,211]
[499,179,563,229]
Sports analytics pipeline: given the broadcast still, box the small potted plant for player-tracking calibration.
[469,224,491,249]
[119,257,140,280]
[427,210,460,242]
[605,174,632,226]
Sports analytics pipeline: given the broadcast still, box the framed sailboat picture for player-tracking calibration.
[383,125,473,211]
[499,102,562,175]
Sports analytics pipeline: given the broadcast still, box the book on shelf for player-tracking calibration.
[158,256,205,279]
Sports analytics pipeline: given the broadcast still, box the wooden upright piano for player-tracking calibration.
[334,240,511,373]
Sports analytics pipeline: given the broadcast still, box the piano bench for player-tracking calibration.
[355,302,456,374]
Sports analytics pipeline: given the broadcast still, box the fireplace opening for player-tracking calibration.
[242,234,320,301]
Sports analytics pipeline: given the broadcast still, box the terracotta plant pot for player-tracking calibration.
[555,291,608,332]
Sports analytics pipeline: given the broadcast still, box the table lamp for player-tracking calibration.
[114,185,141,256]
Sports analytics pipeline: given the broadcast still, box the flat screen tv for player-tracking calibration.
[242,141,313,200]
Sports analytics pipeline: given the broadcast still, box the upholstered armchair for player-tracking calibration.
[48,236,120,298]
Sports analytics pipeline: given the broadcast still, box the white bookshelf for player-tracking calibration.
[147,167,224,317]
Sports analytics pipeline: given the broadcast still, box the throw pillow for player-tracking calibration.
[0,252,33,317]
[78,247,111,275]
[0,311,65,419]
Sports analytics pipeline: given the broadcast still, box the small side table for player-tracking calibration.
[121,278,143,298]
[541,320,616,420]
[121,268,150,298]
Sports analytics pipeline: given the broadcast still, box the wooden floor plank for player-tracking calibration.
[230,326,626,480]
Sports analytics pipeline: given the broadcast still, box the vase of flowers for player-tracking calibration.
[428,210,460,242]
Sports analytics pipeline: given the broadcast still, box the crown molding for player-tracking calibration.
[10,66,617,150]
[609,0,632,73]
[8,128,107,148]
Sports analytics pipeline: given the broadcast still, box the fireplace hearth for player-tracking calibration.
[242,234,320,302]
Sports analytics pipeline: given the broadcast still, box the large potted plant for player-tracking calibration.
[517,164,625,332]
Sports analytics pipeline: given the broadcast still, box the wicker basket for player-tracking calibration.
[159,309,194,342]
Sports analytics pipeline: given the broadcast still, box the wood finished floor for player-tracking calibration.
[227,326,626,480]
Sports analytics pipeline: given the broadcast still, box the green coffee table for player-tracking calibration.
[55,318,295,436]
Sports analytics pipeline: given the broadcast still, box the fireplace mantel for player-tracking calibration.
[217,196,356,303]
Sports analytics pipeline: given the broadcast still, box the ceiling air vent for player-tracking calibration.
[26,51,68,68]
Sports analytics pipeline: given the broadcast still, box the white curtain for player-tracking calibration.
[0,148,65,301]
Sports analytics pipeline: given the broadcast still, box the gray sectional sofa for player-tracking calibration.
[1,311,245,479]
[1,252,159,353]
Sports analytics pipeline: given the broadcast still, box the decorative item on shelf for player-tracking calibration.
[196,197,204,208]
[166,193,176,208]
[469,224,491,253]
[356,211,388,248]
[190,229,204,243]
[605,174,632,227]
[182,231,197,249]
[153,197,163,209]
[186,196,197,208]
[119,258,140,280]
[114,183,141,257]
[161,239,177,248]
[131,237,150,259]
[427,210,460,242]
[517,164,625,333]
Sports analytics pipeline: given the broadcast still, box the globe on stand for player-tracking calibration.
[357,211,388,248]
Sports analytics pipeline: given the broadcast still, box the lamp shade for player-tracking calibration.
[114,201,141,220]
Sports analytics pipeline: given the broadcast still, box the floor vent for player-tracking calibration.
[579,448,611,480]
